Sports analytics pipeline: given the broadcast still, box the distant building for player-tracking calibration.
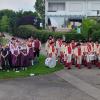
[45,0,100,29]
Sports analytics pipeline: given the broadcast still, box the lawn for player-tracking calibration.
[0,55,64,79]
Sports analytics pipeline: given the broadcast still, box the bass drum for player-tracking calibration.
[45,57,56,68]
[89,54,95,61]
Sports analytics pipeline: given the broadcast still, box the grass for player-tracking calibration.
[0,55,64,79]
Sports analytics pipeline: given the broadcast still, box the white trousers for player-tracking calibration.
[76,56,82,64]
[65,54,72,63]
[98,55,100,61]
[86,54,95,63]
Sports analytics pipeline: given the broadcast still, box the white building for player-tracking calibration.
[45,0,100,28]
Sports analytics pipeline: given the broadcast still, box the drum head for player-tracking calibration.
[45,57,56,68]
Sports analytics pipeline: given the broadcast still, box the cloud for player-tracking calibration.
[0,0,36,11]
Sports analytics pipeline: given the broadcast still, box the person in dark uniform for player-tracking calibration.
[34,38,41,58]
[34,38,41,64]
[1,45,9,71]
[0,44,2,70]
[27,38,34,66]
[20,44,29,70]
[11,43,20,72]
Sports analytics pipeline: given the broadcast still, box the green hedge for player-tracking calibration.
[15,25,86,43]
[92,31,100,42]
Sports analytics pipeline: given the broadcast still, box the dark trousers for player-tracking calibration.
[1,57,10,70]
[34,48,40,57]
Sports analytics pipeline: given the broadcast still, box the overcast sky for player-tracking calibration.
[0,0,36,12]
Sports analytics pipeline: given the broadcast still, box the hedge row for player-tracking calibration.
[15,25,86,43]
[92,31,100,42]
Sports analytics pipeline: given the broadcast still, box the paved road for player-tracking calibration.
[56,69,100,100]
[0,74,96,100]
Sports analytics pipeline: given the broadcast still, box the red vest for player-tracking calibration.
[52,46,55,52]
[78,47,81,56]
[68,46,71,54]
[35,40,40,49]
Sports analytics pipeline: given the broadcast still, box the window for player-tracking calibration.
[48,2,65,12]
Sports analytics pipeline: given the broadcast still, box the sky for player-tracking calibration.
[0,0,36,12]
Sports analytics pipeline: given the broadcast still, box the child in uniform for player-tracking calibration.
[1,45,9,71]
[20,43,29,70]
[74,43,83,69]
[64,42,72,69]
[94,41,100,68]
[27,38,34,66]
[11,42,20,71]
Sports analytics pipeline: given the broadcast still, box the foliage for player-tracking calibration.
[81,18,97,37]
[15,25,85,43]
[0,55,64,79]
[0,15,10,32]
[0,9,17,33]
[0,9,15,19]
[0,37,9,46]
[91,31,100,42]
[35,0,45,19]
[90,23,100,42]
[0,9,42,33]
[91,23,100,33]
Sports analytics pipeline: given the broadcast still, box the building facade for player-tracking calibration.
[45,0,100,28]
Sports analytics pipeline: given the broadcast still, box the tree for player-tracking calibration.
[82,18,97,38]
[0,15,10,32]
[0,9,16,19]
[9,14,17,34]
[35,0,45,19]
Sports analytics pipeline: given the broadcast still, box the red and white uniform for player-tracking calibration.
[45,40,50,56]
[60,43,66,62]
[94,44,100,55]
[64,44,72,69]
[70,42,76,50]
[74,45,83,68]
[94,44,100,61]
[64,44,72,63]
[48,44,57,58]
[85,43,94,63]
[56,39,62,56]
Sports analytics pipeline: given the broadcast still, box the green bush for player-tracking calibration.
[15,25,85,43]
[89,22,100,42]
[81,18,97,37]
[92,31,100,42]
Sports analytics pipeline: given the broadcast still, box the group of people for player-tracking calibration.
[45,36,100,69]
[0,37,41,72]
[1,35,100,71]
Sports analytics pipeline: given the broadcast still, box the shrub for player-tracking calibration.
[15,25,85,43]
[92,31,100,42]
[81,18,97,37]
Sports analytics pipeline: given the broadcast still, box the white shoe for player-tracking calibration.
[7,70,10,72]
[30,73,35,76]
[15,71,20,73]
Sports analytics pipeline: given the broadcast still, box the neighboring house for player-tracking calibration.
[45,0,100,29]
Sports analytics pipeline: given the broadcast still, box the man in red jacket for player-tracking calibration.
[34,38,41,58]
